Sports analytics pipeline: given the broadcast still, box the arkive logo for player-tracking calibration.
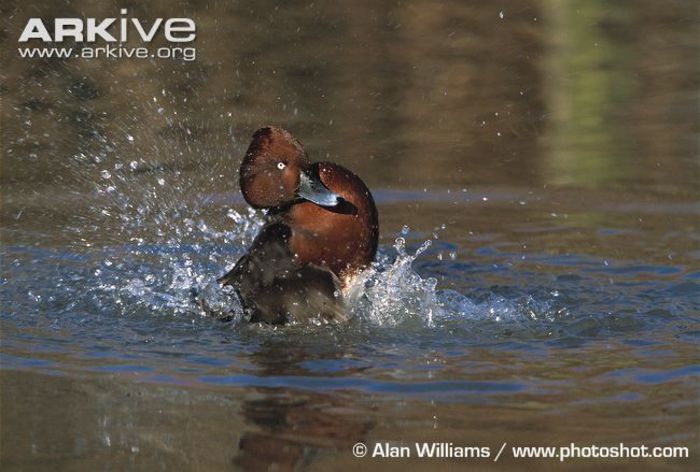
[18,9,195,43]
[17,9,197,61]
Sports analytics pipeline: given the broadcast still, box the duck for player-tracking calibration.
[218,126,379,324]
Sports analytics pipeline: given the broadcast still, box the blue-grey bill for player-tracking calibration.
[298,171,341,207]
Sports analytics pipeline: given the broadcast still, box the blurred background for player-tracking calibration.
[2,0,697,196]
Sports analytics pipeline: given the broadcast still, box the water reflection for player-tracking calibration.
[544,0,636,185]
[3,0,695,203]
[542,0,698,190]
[234,389,373,470]
[231,335,373,469]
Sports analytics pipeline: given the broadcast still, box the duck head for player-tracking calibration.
[239,126,344,210]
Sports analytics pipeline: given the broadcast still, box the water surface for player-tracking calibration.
[1,0,698,470]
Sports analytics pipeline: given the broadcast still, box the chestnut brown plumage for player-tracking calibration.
[218,126,378,324]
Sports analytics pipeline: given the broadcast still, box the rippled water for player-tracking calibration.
[1,0,699,470]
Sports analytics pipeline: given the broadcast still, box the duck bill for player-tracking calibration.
[297,170,342,207]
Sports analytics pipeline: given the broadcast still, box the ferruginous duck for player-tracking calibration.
[218,126,378,324]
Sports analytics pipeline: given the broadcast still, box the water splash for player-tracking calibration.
[2,99,569,331]
[347,235,441,328]
[341,228,570,332]
[6,198,568,331]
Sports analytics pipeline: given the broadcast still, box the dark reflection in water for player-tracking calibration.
[232,338,373,470]
[234,391,373,470]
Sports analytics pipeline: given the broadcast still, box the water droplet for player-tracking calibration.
[126,134,134,142]
[100,170,111,179]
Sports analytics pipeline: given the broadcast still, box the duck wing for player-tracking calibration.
[218,223,294,288]
[218,223,346,324]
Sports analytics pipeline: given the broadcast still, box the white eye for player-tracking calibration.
[277,162,286,170]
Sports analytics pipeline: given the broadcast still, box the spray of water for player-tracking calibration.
[4,94,568,331]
